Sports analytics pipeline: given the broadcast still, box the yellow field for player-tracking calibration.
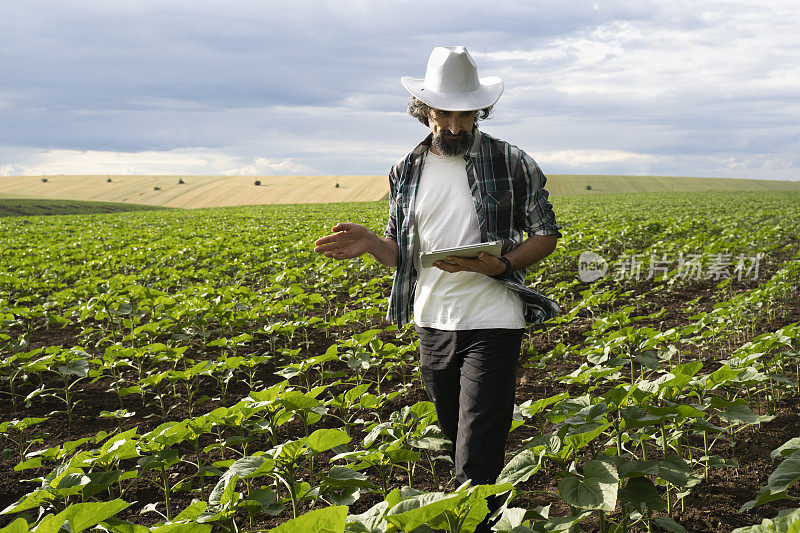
[546,174,800,195]
[0,175,388,208]
[1,174,798,208]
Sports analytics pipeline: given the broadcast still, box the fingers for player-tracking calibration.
[326,249,353,260]
[434,255,494,274]
[433,260,454,271]
[314,234,336,247]
[314,242,338,254]
[332,222,357,233]
[434,257,470,272]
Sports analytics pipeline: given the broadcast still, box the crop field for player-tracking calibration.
[1,190,799,532]
[0,199,166,218]
[2,174,799,209]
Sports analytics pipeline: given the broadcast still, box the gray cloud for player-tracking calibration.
[1,0,799,179]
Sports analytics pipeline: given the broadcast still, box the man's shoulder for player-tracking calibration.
[390,135,431,177]
[392,135,431,170]
[478,130,532,163]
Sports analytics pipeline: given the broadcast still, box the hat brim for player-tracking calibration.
[401,76,504,111]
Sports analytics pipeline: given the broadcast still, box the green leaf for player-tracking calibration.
[458,483,514,532]
[226,455,266,478]
[497,448,544,485]
[384,491,461,531]
[385,486,425,509]
[634,350,660,370]
[663,361,703,392]
[269,505,348,533]
[14,457,43,471]
[703,364,743,390]
[329,487,361,506]
[619,456,690,487]
[601,386,634,409]
[621,406,662,428]
[280,391,320,411]
[653,516,688,533]
[308,428,351,454]
[523,392,570,416]
[324,466,374,489]
[731,507,800,533]
[717,405,775,426]
[45,500,130,533]
[209,473,239,506]
[173,500,208,521]
[98,518,150,533]
[738,487,793,513]
[491,507,528,532]
[563,423,611,453]
[558,460,619,511]
[343,384,372,405]
[531,511,592,532]
[245,488,285,516]
[773,440,800,461]
[408,425,452,452]
[137,449,179,471]
[151,524,213,533]
[768,453,800,493]
[619,477,665,512]
[0,517,30,533]
[346,501,389,533]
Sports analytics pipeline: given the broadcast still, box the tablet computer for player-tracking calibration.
[419,240,502,269]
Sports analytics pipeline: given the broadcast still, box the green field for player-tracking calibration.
[0,199,167,217]
[1,174,798,209]
[1,190,800,532]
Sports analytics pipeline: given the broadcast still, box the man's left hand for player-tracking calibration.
[433,252,506,277]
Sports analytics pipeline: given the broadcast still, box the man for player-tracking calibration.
[314,45,561,514]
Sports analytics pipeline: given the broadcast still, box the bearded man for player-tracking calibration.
[314,46,562,523]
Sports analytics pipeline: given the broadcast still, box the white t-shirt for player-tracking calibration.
[413,151,525,330]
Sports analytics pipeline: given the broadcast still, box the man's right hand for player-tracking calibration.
[314,223,399,267]
[314,223,376,260]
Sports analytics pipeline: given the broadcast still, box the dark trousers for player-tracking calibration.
[415,326,524,487]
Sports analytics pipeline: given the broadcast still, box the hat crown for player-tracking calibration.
[423,46,480,94]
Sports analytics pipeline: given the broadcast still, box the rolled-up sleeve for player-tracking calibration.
[516,152,562,238]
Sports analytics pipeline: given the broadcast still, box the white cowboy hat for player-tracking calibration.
[401,46,504,111]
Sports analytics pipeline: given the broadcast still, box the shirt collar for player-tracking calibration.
[465,126,483,160]
[411,133,433,159]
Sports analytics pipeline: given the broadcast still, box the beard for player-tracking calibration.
[431,128,474,157]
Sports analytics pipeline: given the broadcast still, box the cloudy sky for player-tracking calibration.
[2,1,799,179]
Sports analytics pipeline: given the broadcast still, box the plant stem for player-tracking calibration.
[160,465,172,521]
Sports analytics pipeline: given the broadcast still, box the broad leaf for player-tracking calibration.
[308,428,351,454]
[653,516,688,533]
[497,448,544,485]
[384,491,461,531]
[731,507,800,533]
[619,477,665,512]
[269,505,348,533]
[558,460,618,511]
[768,453,800,493]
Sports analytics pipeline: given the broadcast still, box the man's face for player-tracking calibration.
[427,108,477,157]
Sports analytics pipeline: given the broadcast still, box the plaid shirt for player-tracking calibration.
[385,127,563,327]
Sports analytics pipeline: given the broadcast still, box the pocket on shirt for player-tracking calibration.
[483,189,513,227]
[484,189,512,205]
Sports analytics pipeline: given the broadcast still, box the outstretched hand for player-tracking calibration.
[434,252,506,277]
[314,223,375,260]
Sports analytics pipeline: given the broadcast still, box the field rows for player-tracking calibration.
[1,191,800,532]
